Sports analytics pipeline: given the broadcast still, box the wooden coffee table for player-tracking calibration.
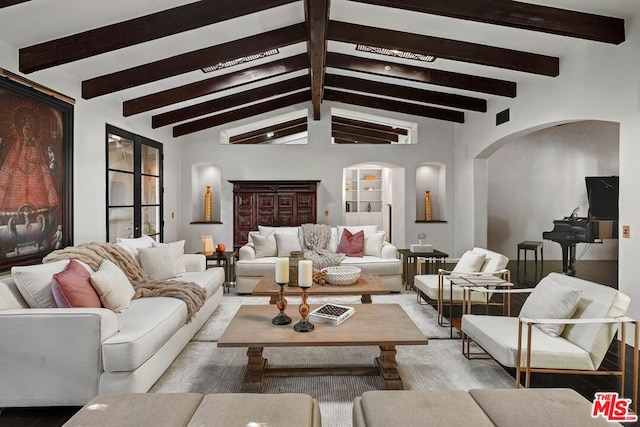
[252,274,390,304]
[217,303,428,392]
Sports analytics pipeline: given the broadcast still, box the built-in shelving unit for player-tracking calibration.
[344,167,384,228]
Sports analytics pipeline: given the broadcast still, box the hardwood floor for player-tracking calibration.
[1,259,631,427]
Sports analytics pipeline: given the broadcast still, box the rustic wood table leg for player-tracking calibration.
[269,295,277,304]
[361,293,372,304]
[241,346,266,392]
[376,345,403,390]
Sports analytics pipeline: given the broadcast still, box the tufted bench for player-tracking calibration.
[63,392,321,427]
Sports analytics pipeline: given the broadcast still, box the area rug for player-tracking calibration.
[151,291,515,427]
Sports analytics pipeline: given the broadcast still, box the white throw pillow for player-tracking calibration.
[258,226,299,236]
[89,259,136,313]
[115,235,155,259]
[276,232,302,257]
[153,240,186,274]
[452,250,486,273]
[519,282,582,337]
[253,233,277,258]
[364,231,386,257]
[138,246,178,280]
[12,260,70,308]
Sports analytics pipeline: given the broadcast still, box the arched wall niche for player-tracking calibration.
[191,163,222,223]
[342,161,405,247]
[415,163,446,222]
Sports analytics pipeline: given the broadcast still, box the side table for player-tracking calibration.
[398,248,449,290]
[198,251,235,293]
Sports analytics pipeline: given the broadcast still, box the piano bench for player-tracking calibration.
[517,240,543,269]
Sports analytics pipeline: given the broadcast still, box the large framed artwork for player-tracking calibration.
[0,71,73,271]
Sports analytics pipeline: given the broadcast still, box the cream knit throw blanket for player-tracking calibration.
[42,242,206,318]
[301,223,345,270]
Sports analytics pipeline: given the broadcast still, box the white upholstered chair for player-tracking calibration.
[461,272,639,412]
[413,247,510,330]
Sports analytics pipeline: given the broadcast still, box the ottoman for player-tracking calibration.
[62,393,203,427]
[353,390,495,427]
[189,393,321,427]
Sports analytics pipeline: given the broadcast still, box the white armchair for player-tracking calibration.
[413,247,510,334]
[461,273,639,412]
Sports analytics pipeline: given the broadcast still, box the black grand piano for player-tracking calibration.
[543,176,618,276]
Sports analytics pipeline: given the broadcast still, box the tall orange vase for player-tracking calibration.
[424,191,433,221]
[204,186,213,222]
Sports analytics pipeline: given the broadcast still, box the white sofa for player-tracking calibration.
[0,252,224,408]
[235,225,402,294]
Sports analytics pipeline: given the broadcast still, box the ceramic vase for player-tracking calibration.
[424,191,433,221]
[204,186,213,222]
[288,251,305,286]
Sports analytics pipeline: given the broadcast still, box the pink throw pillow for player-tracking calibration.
[337,229,365,257]
[52,259,101,308]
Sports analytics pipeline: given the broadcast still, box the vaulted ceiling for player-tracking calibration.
[0,0,633,140]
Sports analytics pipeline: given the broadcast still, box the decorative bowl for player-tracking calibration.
[322,266,361,285]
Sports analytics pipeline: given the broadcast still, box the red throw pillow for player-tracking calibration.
[337,229,365,257]
[52,259,101,308]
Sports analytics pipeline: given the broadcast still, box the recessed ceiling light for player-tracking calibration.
[356,45,436,62]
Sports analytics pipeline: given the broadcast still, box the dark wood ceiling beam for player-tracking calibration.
[232,122,308,144]
[152,75,310,128]
[0,0,30,8]
[333,115,408,135]
[332,131,391,144]
[327,52,516,97]
[83,23,307,99]
[332,122,399,142]
[230,117,307,143]
[349,0,625,45]
[325,73,486,112]
[124,54,308,117]
[328,20,559,76]
[324,88,464,123]
[19,0,298,73]
[304,0,330,120]
[173,91,311,137]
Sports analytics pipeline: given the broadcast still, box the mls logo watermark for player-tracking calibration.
[592,392,638,423]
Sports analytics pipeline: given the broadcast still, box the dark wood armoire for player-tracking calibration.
[229,180,319,252]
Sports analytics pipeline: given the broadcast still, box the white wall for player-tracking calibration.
[177,101,457,255]
[455,15,640,325]
[487,120,619,260]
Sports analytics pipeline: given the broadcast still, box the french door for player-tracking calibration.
[106,124,163,242]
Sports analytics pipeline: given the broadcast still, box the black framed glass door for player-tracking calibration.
[106,124,163,242]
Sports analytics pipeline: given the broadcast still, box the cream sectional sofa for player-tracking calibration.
[0,242,224,408]
[235,225,402,294]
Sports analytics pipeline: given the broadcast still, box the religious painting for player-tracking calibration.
[0,75,73,271]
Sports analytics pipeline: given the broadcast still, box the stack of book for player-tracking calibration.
[309,303,355,326]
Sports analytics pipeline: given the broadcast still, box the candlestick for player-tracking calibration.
[293,286,314,332]
[272,281,292,325]
[275,257,289,283]
[298,260,313,288]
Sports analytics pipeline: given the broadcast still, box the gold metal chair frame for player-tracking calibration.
[434,269,512,338]
[461,286,640,414]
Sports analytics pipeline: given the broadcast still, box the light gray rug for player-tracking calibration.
[151,291,515,427]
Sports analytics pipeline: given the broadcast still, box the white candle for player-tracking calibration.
[275,257,289,283]
[298,260,313,288]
